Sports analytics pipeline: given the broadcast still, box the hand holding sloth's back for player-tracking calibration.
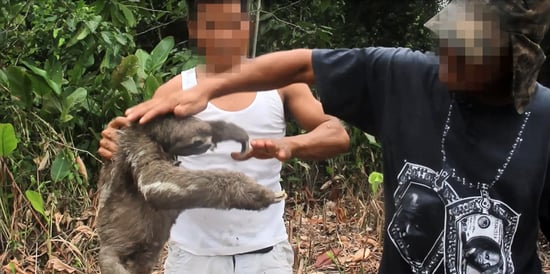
[96,114,285,274]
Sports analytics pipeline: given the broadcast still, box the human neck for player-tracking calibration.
[467,91,514,106]
[199,56,246,75]
[456,74,514,106]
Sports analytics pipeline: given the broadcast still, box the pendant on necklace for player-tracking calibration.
[443,183,520,274]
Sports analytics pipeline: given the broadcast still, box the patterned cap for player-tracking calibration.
[425,0,550,113]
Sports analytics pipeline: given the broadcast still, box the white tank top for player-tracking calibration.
[169,68,288,255]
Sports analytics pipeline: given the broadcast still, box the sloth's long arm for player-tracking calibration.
[135,163,284,211]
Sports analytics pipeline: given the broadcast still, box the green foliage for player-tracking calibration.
[0,0,190,268]
[0,0,188,177]
[258,0,443,54]
[368,171,384,196]
[24,190,48,221]
[50,153,72,183]
[0,123,17,156]
[258,0,346,53]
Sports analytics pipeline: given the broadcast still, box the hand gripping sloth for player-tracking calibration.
[96,114,287,274]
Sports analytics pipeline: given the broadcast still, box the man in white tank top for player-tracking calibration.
[99,0,349,273]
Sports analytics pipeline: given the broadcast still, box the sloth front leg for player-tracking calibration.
[136,161,286,211]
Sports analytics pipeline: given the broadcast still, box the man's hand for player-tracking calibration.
[97,116,131,160]
[231,139,293,162]
[125,75,212,124]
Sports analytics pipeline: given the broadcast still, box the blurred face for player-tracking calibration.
[426,0,513,94]
[188,2,250,68]
[438,42,510,92]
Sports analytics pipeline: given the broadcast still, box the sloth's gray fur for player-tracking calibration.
[96,114,285,274]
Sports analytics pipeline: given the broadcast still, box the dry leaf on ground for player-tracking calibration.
[314,248,342,268]
[346,248,371,263]
[46,256,77,273]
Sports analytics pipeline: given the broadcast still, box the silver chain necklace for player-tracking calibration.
[440,98,531,190]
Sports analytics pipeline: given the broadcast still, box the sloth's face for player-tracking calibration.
[168,135,213,156]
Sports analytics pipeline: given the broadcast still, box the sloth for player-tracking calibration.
[96,114,286,274]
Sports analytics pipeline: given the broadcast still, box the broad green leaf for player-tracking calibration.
[136,49,151,66]
[25,190,47,219]
[144,75,160,99]
[364,133,376,144]
[368,171,384,195]
[364,133,381,148]
[41,93,64,115]
[44,58,64,90]
[65,87,87,110]
[5,66,33,108]
[100,31,113,45]
[121,78,138,94]
[149,37,174,72]
[0,123,18,156]
[118,4,136,27]
[26,73,53,97]
[75,26,90,40]
[44,15,57,22]
[69,51,94,81]
[114,34,128,46]
[60,113,74,123]
[21,61,61,95]
[100,49,114,72]
[51,154,72,182]
[0,70,8,89]
[66,25,91,47]
[135,49,151,78]
[84,16,102,33]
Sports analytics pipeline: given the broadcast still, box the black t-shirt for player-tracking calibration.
[312,47,550,274]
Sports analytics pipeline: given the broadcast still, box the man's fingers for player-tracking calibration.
[101,127,120,142]
[97,147,113,160]
[108,116,131,129]
[249,139,291,161]
[126,99,171,124]
[125,100,155,122]
[251,139,276,153]
[138,105,168,124]
[174,100,208,117]
[99,139,117,153]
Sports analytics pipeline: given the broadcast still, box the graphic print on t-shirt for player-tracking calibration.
[388,162,520,274]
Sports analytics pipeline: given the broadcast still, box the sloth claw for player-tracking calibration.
[273,191,287,202]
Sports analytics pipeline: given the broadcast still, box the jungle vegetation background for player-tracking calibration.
[0,0,549,273]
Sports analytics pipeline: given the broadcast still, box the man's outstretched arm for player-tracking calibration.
[125,49,315,124]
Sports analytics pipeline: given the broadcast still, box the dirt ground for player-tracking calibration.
[151,192,550,274]
[2,189,549,273]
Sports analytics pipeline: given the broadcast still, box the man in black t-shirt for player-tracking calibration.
[126,0,550,273]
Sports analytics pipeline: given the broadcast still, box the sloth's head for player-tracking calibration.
[168,134,214,156]
[141,116,250,157]
[158,119,214,156]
